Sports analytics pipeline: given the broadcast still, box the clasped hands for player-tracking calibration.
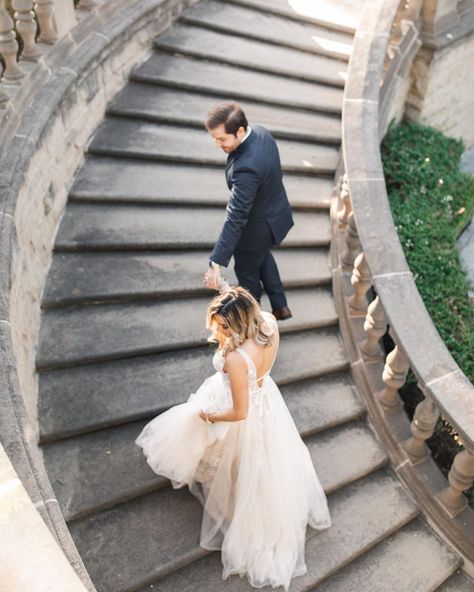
[199,410,216,424]
[204,265,221,291]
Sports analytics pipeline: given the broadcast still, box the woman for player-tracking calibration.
[136,287,331,590]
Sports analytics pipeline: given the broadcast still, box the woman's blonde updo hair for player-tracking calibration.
[207,286,274,356]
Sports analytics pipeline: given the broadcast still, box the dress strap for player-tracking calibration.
[235,347,257,376]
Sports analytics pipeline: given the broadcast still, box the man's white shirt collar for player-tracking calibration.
[240,126,252,144]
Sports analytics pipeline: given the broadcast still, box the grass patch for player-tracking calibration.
[381,121,474,507]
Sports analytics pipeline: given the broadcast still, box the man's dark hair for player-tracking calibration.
[206,102,248,135]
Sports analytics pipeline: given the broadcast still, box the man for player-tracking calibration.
[203,102,293,320]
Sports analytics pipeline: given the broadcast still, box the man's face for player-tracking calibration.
[208,124,246,154]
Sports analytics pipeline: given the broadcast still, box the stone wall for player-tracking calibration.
[405,30,474,146]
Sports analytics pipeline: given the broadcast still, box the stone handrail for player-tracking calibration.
[0,0,198,589]
[335,0,474,570]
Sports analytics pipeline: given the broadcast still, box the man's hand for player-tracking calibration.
[204,266,221,290]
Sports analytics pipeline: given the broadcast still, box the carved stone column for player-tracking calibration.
[35,0,58,44]
[337,174,352,229]
[348,252,371,315]
[360,296,387,359]
[0,8,25,82]
[403,392,440,463]
[341,212,360,269]
[437,448,474,517]
[377,345,409,410]
[13,0,41,61]
[0,86,10,108]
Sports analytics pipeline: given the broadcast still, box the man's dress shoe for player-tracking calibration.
[272,306,292,321]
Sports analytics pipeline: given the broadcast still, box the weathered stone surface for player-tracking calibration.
[132,51,344,113]
[436,570,474,592]
[89,117,340,173]
[226,0,360,33]
[70,487,205,592]
[54,204,331,251]
[138,471,419,592]
[37,287,337,368]
[38,328,349,440]
[154,24,347,86]
[314,520,460,592]
[109,82,342,143]
[43,394,365,521]
[181,0,353,59]
[42,248,331,307]
[70,156,334,209]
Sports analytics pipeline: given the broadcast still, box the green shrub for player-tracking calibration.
[382,121,474,381]
[381,121,474,507]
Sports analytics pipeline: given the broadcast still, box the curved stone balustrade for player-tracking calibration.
[334,0,474,572]
[0,0,198,589]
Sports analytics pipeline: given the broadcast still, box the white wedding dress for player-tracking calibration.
[136,313,331,590]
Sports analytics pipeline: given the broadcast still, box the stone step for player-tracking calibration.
[88,118,339,174]
[54,204,331,252]
[69,157,334,209]
[436,571,474,591]
[154,24,346,87]
[37,287,338,369]
[181,0,352,60]
[226,0,359,34]
[42,248,332,308]
[108,82,341,144]
[132,52,344,114]
[312,520,461,592]
[74,470,417,592]
[44,409,372,522]
[38,329,350,441]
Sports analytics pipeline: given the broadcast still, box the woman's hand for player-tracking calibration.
[199,411,215,423]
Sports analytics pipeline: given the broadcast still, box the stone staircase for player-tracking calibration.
[36,1,474,591]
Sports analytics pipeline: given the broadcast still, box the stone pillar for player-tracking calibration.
[360,296,387,359]
[437,448,474,516]
[405,0,474,146]
[0,7,25,82]
[403,392,440,463]
[51,0,76,39]
[377,345,409,410]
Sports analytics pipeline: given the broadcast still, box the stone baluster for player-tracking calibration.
[341,212,360,269]
[360,296,387,358]
[0,86,10,108]
[337,174,352,229]
[348,252,371,315]
[35,0,58,44]
[77,0,98,9]
[0,8,25,82]
[437,449,474,517]
[13,0,41,61]
[403,392,440,463]
[377,345,409,410]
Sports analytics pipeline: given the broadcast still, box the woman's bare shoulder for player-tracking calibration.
[224,349,247,373]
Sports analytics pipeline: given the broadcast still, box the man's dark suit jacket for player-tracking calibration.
[210,124,294,267]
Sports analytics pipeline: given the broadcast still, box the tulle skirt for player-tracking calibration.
[136,372,331,590]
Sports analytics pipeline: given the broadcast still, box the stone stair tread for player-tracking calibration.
[38,329,349,441]
[226,0,360,33]
[44,407,372,522]
[37,287,338,369]
[311,520,461,592]
[88,118,339,174]
[436,570,474,591]
[54,204,331,252]
[182,0,353,60]
[108,82,341,144]
[84,471,417,592]
[42,249,332,307]
[69,157,334,209]
[132,51,344,113]
[154,24,346,87]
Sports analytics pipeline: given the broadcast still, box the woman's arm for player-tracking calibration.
[199,350,249,423]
